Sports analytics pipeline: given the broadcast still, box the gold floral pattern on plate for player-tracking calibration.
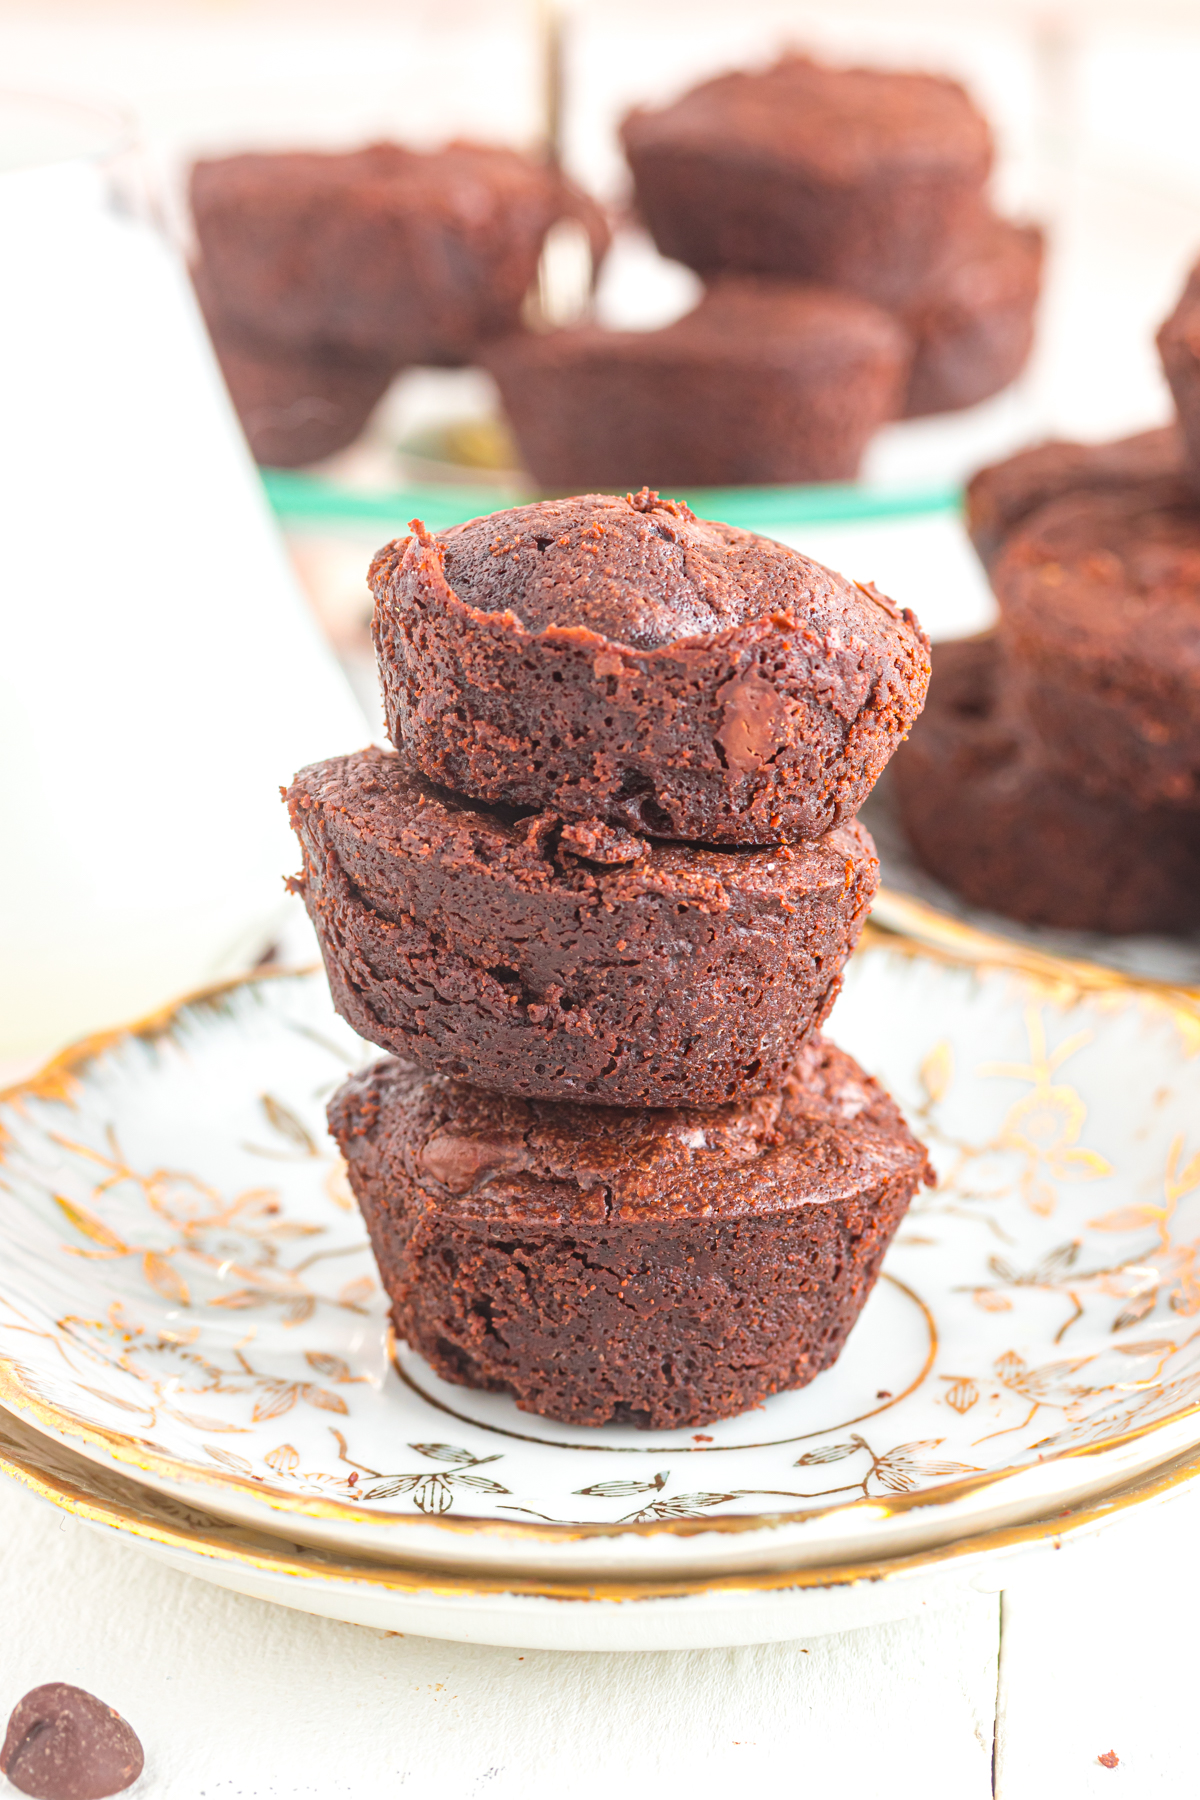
[2,939,1200,1574]
[3,1401,1198,1605]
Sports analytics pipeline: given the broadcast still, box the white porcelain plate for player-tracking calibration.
[4,1403,1197,1652]
[2,936,1200,1579]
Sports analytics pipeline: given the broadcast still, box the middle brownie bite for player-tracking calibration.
[287,747,879,1108]
[370,490,931,845]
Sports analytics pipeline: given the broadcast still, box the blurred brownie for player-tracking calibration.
[1157,261,1200,487]
[993,479,1200,807]
[901,216,1043,417]
[621,55,992,309]
[370,490,931,845]
[190,141,608,367]
[484,277,910,488]
[328,1040,931,1429]
[892,635,1200,934]
[965,426,1183,569]
[286,746,879,1107]
[195,270,394,466]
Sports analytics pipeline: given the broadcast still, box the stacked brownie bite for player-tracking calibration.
[891,258,1200,936]
[190,142,608,466]
[287,489,933,1429]
[487,55,1042,489]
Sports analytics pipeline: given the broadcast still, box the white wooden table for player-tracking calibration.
[0,1469,1194,1796]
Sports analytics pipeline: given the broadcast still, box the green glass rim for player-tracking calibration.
[261,466,963,537]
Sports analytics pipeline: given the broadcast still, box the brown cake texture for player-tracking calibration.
[195,270,395,467]
[190,141,608,368]
[965,426,1184,570]
[370,490,931,846]
[621,55,992,310]
[484,278,910,488]
[992,478,1200,807]
[901,216,1043,417]
[1157,260,1200,488]
[892,636,1200,934]
[286,746,879,1107]
[327,1040,931,1429]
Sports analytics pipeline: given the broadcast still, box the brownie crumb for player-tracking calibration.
[1097,1750,1120,1769]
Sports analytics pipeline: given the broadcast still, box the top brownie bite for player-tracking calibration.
[190,141,608,366]
[371,489,931,844]
[622,55,992,309]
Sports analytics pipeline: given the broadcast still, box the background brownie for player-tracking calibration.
[195,271,395,466]
[484,278,910,488]
[965,426,1183,570]
[992,478,1200,807]
[892,636,1200,934]
[371,491,931,845]
[901,216,1043,417]
[621,55,992,309]
[287,747,879,1107]
[328,1040,931,1430]
[1157,260,1200,487]
[190,141,609,367]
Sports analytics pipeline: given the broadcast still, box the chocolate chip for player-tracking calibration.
[421,1131,530,1194]
[1,1685,143,1800]
[715,676,789,773]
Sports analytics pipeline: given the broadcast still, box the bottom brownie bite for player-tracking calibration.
[892,635,1200,935]
[328,1041,931,1430]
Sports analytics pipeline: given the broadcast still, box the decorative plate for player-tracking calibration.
[3,1403,1196,1652]
[3,937,1200,1579]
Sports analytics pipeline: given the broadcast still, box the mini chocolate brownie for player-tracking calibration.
[328,1040,931,1429]
[964,427,1183,570]
[370,491,931,845]
[892,636,1200,934]
[901,216,1043,417]
[190,141,609,367]
[621,55,992,309]
[286,746,879,1107]
[993,479,1200,807]
[484,277,910,488]
[1157,261,1200,487]
[195,269,395,466]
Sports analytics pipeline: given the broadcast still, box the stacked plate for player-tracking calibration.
[2,923,1200,1650]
